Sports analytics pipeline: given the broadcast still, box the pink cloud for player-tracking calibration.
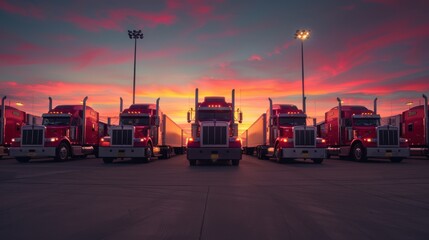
[267,41,294,56]
[316,19,429,79]
[0,0,44,19]
[248,55,263,61]
[65,8,176,32]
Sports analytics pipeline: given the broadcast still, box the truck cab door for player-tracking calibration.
[70,118,80,142]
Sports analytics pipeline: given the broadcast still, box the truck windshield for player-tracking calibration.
[43,117,70,126]
[120,117,150,126]
[198,110,231,121]
[279,117,306,126]
[353,118,380,126]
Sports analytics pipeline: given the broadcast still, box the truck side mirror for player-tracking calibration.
[238,111,243,124]
[270,118,274,126]
[187,111,191,123]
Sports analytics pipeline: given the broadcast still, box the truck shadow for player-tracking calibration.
[257,157,328,168]
[21,156,94,164]
[327,156,401,164]
[190,160,238,167]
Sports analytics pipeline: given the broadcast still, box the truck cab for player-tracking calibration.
[324,98,409,162]
[186,89,242,166]
[10,97,100,162]
[254,99,326,163]
[99,98,184,164]
[99,101,159,163]
[1,96,27,158]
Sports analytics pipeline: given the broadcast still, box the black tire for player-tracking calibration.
[189,159,196,166]
[165,147,171,159]
[16,157,30,163]
[232,159,240,166]
[256,147,261,159]
[275,146,284,163]
[260,148,268,160]
[312,158,324,164]
[103,158,114,164]
[352,143,367,162]
[55,142,70,161]
[161,148,167,159]
[138,144,153,163]
[390,157,403,163]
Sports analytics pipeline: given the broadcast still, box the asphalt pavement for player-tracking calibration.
[1,155,429,240]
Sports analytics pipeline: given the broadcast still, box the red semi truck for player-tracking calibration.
[241,99,326,163]
[1,96,42,158]
[320,97,409,162]
[186,88,242,166]
[99,98,185,163]
[10,96,101,162]
[381,94,428,157]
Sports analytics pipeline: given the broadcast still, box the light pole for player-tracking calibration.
[294,29,310,113]
[128,30,144,104]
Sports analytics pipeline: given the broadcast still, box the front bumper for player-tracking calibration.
[366,147,409,158]
[98,146,147,158]
[0,146,8,156]
[282,147,326,159]
[9,146,56,158]
[187,147,242,160]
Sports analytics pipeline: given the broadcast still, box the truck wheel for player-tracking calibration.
[103,158,114,164]
[144,144,153,162]
[312,158,324,164]
[232,159,240,166]
[55,143,70,161]
[163,147,171,159]
[258,148,267,160]
[16,157,30,163]
[189,159,196,166]
[352,143,367,162]
[275,146,284,163]
[390,157,403,163]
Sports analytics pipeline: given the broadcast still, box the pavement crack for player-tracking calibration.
[199,186,210,240]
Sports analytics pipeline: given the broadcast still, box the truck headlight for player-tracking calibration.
[45,137,58,142]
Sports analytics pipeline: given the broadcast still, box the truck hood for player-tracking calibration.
[45,126,69,138]
[279,126,293,138]
[351,126,376,138]
[133,126,150,138]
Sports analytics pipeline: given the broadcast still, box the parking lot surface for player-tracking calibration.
[1,155,429,240]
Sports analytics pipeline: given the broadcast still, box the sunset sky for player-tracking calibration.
[1,0,428,133]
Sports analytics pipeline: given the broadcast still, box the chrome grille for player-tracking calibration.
[22,129,44,145]
[294,128,316,147]
[111,129,133,145]
[202,126,227,145]
[378,128,399,146]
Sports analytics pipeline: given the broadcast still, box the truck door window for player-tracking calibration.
[345,119,352,127]
[408,123,413,132]
[71,118,79,126]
